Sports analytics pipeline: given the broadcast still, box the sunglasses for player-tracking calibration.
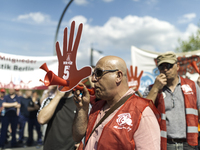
[158,63,175,70]
[92,68,119,79]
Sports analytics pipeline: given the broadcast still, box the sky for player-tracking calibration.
[1,0,200,68]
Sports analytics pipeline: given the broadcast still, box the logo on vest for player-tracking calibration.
[113,113,133,132]
[181,84,193,95]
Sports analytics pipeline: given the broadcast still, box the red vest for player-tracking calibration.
[78,94,160,150]
[155,77,198,150]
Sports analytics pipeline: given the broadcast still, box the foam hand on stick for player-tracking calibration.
[40,21,95,95]
[127,65,143,91]
[56,21,93,92]
[191,61,200,74]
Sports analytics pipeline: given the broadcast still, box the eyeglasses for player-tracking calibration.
[158,63,175,70]
[92,68,119,79]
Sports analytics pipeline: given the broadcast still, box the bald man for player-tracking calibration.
[73,56,160,150]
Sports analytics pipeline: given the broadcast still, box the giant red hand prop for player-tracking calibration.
[191,61,200,74]
[40,21,95,95]
[56,21,92,92]
[127,65,143,91]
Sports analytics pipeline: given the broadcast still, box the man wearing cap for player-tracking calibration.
[143,51,200,150]
[0,89,6,96]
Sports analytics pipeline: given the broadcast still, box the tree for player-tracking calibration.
[176,28,200,52]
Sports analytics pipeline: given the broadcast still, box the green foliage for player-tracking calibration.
[176,28,200,52]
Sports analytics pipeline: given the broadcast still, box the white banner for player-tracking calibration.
[0,52,58,89]
[131,46,200,93]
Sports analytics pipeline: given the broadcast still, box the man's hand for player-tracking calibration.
[56,21,92,92]
[14,102,21,108]
[145,73,167,103]
[153,73,167,91]
[72,83,89,142]
[73,83,90,110]
[127,66,143,91]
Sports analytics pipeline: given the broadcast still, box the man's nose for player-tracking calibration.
[163,65,169,71]
[91,73,97,82]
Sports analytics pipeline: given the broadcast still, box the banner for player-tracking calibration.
[0,52,58,89]
[131,46,200,93]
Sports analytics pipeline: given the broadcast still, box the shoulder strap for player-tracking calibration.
[85,94,132,146]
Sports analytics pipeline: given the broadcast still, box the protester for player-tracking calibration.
[194,71,200,150]
[0,88,6,119]
[143,51,200,150]
[18,90,31,145]
[37,90,77,150]
[73,55,160,150]
[15,89,23,97]
[27,90,42,147]
[0,89,6,131]
[0,89,6,99]
[0,89,10,146]
[39,85,57,138]
[39,85,57,105]
[0,88,21,148]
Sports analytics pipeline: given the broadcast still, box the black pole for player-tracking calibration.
[54,0,74,55]
[90,47,93,66]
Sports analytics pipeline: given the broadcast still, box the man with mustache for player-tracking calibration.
[73,55,160,150]
[143,51,200,150]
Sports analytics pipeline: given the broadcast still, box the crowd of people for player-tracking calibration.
[0,88,43,149]
[0,52,200,150]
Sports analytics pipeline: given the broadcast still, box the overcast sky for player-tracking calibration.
[1,0,200,68]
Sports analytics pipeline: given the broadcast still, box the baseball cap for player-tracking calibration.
[157,51,177,66]
[1,89,5,93]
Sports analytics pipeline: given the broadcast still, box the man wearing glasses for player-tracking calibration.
[143,51,200,150]
[73,56,160,150]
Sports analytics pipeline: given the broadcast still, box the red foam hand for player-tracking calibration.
[191,61,200,74]
[56,21,92,92]
[127,65,143,91]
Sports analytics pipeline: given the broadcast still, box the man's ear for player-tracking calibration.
[176,62,180,71]
[116,71,123,84]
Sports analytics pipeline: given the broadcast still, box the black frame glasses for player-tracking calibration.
[158,63,176,70]
[92,68,119,79]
